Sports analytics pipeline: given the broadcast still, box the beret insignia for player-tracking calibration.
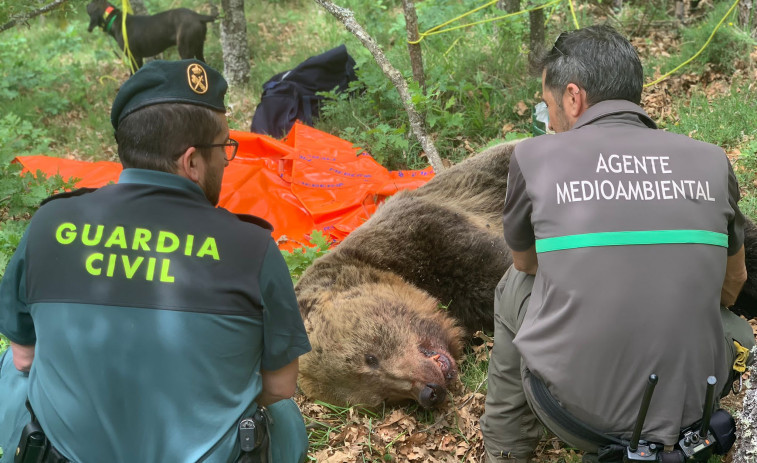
[187,63,208,95]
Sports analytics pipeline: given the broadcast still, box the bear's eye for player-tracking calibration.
[365,354,379,368]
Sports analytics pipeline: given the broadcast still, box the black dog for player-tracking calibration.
[86,0,217,70]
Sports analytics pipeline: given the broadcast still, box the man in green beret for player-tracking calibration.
[0,59,311,463]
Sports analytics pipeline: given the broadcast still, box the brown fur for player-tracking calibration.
[296,141,517,408]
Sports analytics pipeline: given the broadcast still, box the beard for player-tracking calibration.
[202,164,223,206]
[550,105,571,133]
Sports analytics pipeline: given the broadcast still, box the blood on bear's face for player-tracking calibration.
[297,280,464,408]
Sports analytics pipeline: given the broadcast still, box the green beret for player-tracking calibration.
[111,59,228,130]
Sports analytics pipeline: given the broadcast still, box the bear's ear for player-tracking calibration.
[297,287,335,319]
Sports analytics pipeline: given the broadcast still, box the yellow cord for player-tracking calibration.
[544,1,561,27]
[644,0,740,87]
[407,0,735,89]
[567,0,580,29]
[98,75,119,84]
[444,36,463,56]
[423,0,499,36]
[120,0,139,73]
[409,0,564,45]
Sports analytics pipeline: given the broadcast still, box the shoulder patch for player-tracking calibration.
[40,187,98,207]
[235,213,274,232]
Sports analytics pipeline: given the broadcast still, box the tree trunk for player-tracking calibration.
[674,1,689,23]
[493,1,544,74]
[496,0,520,13]
[313,0,445,172]
[528,7,545,73]
[402,0,425,92]
[129,0,148,15]
[738,0,757,39]
[220,0,250,85]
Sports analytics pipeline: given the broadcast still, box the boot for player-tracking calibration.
[485,449,533,463]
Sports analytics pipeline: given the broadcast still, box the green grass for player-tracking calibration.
[666,81,757,218]
[670,81,757,149]
[459,341,491,395]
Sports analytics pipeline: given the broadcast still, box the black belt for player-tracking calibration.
[528,373,627,448]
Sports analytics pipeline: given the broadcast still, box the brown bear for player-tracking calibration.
[295,141,517,408]
[295,140,757,409]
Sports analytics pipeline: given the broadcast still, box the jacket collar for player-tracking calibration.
[572,100,657,131]
[118,168,207,200]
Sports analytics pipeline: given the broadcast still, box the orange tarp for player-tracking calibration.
[15,122,435,250]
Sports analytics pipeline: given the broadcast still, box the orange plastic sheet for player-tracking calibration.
[15,122,434,250]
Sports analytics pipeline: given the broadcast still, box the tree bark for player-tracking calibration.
[738,0,757,39]
[0,0,69,33]
[674,1,689,23]
[732,347,757,463]
[313,0,445,172]
[220,0,251,85]
[402,0,425,92]
[528,7,545,73]
[496,0,520,13]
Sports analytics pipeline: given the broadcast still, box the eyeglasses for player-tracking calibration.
[195,138,239,161]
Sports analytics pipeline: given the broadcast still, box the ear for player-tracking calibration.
[563,83,588,119]
[176,146,204,183]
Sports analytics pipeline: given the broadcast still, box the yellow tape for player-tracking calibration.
[733,340,750,373]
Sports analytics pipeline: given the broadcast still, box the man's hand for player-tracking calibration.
[722,245,747,308]
[512,246,538,275]
[10,342,35,372]
[256,359,299,407]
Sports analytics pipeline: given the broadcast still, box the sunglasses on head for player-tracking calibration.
[552,31,570,56]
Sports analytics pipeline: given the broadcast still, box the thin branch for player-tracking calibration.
[0,0,71,33]
[313,0,445,172]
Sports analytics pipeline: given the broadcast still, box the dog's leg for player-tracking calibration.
[177,23,208,62]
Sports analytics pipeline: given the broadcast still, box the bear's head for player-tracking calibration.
[298,277,464,408]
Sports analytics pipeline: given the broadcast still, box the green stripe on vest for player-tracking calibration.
[535,230,728,253]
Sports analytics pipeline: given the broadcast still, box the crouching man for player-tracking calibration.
[0,59,311,463]
[480,25,755,463]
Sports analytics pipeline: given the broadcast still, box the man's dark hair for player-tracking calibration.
[116,103,224,172]
[538,24,643,105]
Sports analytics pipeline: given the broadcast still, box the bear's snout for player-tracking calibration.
[419,383,446,408]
